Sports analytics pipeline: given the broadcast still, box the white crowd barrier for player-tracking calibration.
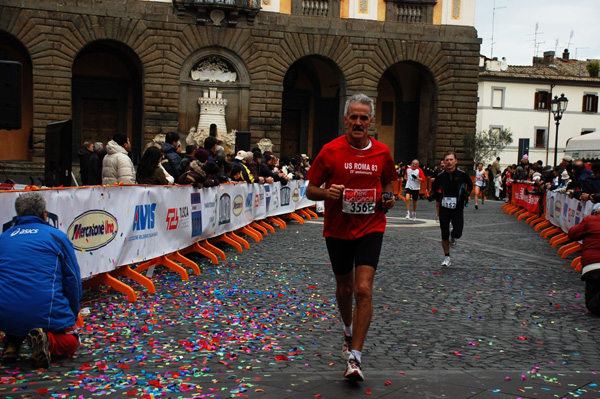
[0,181,316,278]
[545,191,594,233]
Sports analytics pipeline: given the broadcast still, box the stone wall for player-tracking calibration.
[0,0,480,164]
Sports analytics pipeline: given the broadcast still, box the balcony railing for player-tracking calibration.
[173,0,435,24]
[302,0,329,16]
[173,0,261,26]
[384,0,436,23]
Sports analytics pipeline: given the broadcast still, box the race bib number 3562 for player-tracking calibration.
[343,188,376,214]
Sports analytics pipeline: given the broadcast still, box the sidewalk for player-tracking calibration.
[1,198,599,399]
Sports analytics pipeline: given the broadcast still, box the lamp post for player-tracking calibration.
[551,93,569,167]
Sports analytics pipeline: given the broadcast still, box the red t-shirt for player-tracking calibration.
[307,135,398,239]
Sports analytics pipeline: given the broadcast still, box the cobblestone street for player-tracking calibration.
[2,198,600,398]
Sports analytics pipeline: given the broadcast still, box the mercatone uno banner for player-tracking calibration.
[513,183,541,213]
[545,190,594,233]
[0,181,315,278]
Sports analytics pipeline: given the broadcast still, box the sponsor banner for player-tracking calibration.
[513,183,541,213]
[0,181,314,277]
[545,191,593,233]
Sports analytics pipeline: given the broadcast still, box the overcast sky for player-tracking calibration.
[474,0,600,66]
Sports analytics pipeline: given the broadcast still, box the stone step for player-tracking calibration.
[0,161,44,176]
[0,161,45,185]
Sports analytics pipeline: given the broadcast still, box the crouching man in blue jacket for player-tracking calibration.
[0,192,82,368]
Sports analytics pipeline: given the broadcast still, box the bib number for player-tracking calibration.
[343,188,376,214]
[441,197,457,209]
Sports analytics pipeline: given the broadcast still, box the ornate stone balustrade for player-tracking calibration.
[302,0,329,16]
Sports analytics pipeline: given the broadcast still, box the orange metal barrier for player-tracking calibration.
[502,188,583,265]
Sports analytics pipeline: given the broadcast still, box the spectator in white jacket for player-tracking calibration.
[102,133,135,185]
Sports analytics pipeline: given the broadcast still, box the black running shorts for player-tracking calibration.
[405,189,420,200]
[439,208,464,241]
[325,232,384,275]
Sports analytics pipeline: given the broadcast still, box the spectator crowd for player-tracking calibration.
[393,153,600,210]
[77,133,312,188]
[79,133,600,216]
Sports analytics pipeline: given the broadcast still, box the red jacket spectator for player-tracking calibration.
[568,212,600,269]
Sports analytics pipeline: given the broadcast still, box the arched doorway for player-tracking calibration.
[72,40,143,163]
[0,31,33,161]
[179,48,251,157]
[376,62,437,166]
[281,56,345,158]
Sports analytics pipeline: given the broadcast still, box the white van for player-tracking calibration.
[564,132,600,160]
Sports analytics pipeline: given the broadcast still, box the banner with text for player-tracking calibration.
[545,190,594,233]
[0,181,315,278]
[513,183,541,213]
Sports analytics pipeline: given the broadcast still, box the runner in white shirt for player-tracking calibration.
[474,162,487,209]
[404,159,425,220]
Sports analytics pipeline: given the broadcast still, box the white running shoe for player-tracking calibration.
[441,256,451,267]
[342,333,352,360]
[412,212,417,221]
[405,211,410,219]
[343,358,364,381]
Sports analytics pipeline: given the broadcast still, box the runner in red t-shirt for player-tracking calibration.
[306,93,397,381]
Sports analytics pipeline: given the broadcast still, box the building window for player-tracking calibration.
[534,90,551,110]
[583,94,598,113]
[535,128,546,148]
[492,87,504,108]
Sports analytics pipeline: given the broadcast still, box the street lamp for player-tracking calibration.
[551,93,569,167]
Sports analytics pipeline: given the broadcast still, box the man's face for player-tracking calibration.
[444,154,457,171]
[344,102,373,141]
[124,139,131,152]
[411,160,419,168]
[86,143,93,151]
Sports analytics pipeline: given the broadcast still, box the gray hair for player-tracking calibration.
[344,94,375,119]
[93,142,104,151]
[15,192,46,218]
[144,141,163,152]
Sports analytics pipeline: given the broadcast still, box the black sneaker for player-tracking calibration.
[1,342,20,363]
[26,328,50,369]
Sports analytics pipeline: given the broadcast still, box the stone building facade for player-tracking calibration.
[0,0,480,171]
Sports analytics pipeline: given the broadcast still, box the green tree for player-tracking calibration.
[463,128,513,168]
[587,60,599,78]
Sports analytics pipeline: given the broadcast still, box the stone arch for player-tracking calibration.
[281,54,346,157]
[179,46,250,154]
[0,30,34,161]
[377,61,438,166]
[72,39,144,163]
